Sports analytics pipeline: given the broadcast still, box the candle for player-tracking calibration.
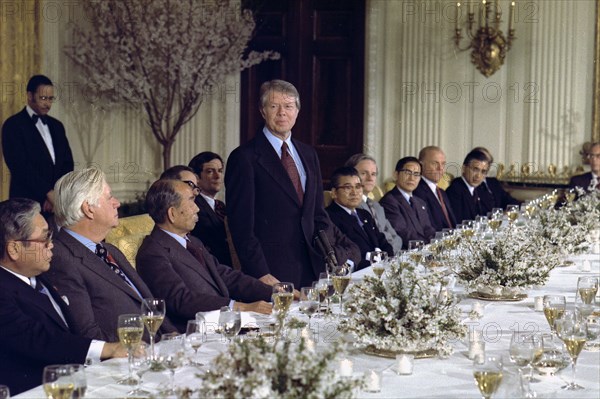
[472,302,484,317]
[509,1,515,31]
[456,2,461,30]
[305,338,315,352]
[364,370,382,392]
[468,0,473,14]
[581,260,592,272]
[468,329,483,343]
[468,340,486,360]
[396,354,415,375]
[593,243,600,254]
[339,358,353,377]
[534,296,544,311]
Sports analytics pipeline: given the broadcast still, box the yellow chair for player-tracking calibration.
[105,214,154,268]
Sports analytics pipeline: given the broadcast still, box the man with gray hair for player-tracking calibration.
[44,167,176,341]
[345,153,402,253]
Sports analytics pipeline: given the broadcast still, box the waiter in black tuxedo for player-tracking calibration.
[2,75,74,220]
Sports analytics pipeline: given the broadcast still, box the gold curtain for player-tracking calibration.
[593,0,600,143]
[0,0,42,200]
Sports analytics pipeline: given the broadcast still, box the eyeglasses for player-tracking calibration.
[38,96,56,101]
[14,231,53,248]
[335,184,363,193]
[182,180,200,193]
[398,169,421,177]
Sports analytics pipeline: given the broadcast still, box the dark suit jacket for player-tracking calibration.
[190,195,232,266]
[225,131,330,288]
[2,108,74,206]
[136,227,272,332]
[0,268,90,395]
[413,179,457,231]
[446,178,495,224]
[43,230,176,341]
[326,222,362,267]
[326,202,393,270]
[569,172,595,191]
[379,187,436,248]
[482,177,521,209]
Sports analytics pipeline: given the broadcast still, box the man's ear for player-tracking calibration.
[259,107,266,120]
[167,206,177,224]
[81,200,94,219]
[5,241,20,261]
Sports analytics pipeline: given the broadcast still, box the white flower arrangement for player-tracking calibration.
[193,317,362,399]
[455,224,560,290]
[339,262,466,358]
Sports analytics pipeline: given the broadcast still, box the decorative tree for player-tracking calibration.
[65,0,278,169]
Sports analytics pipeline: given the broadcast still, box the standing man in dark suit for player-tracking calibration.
[326,167,393,270]
[413,146,457,230]
[380,157,436,248]
[2,75,74,219]
[225,80,330,288]
[569,142,600,191]
[0,198,127,395]
[136,179,272,332]
[187,152,234,267]
[446,150,496,223]
[43,167,176,341]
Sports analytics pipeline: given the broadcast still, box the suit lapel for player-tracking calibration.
[196,196,221,229]
[394,189,425,235]
[20,108,55,166]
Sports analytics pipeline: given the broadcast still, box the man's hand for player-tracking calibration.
[259,274,280,286]
[100,342,128,360]
[234,300,273,314]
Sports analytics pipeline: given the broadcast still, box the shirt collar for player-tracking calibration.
[421,176,438,193]
[159,228,188,248]
[397,187,412,203]
[63,228,99,252]
[0,265,32,286]
[335,202,355,215]
[200,192,215,210]
[461,176,476,195]
[263,127,293,154]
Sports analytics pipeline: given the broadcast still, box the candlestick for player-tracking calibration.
[456,2,461,31]
[396,354,415,375]
[472,302,484,317]
[364,370,382,392]
[534,296,544,311]
[509,1,515,31]
[339,358,353,377]
[581,260,592,272]
[468,340,485,360]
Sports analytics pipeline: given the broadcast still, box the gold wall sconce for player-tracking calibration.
[454,1,516,77]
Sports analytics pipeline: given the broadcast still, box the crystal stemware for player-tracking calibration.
[473,355,503,399]
[555,317,588,390]
[43,364,75,399]
[186,318,206,366]
[218,308,242,343]
[299,287,319,328]
[66,364,86,399]
[141,298,165,362]
[317,272,334,317]
[272,282,294,318]
[543,295,566,334]
[332,265,352,316]
[128,344,151,398]
[117,314,144,385]
[577,276,598,305]
[158,333,185,396]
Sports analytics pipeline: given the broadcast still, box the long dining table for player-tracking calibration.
[16,253,600,399]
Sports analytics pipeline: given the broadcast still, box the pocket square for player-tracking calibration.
[61,295,69,306]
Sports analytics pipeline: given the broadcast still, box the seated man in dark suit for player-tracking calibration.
[136,179,273,332]
[44,167,177,341]
[413,146,457,230]
[0,198,127,395]
[380,157,436,248]
[569,142,600,192]
[326,167,393,270]
[472,146,521,208]
[446,150,496,223]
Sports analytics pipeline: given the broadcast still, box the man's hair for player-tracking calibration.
[418,146,443,162]
[26,75,53,93]
[160,165,194,180]
[54,167,106,228]
[188,152,223,176]
[471,146,493,163]
[344,153,377,168]
[330,166,360,188]
[395,156,421,172]
[0,198,41,259]
[259,79,301,111]
[463,149,490,166]
[145,179,184,224]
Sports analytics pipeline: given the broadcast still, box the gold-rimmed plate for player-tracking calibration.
[363,346,437,359]
[468,291,527,302]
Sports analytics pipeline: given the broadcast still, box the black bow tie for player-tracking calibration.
[32,114,48,125]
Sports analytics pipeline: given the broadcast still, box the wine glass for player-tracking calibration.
[186,319,206,366]
[555,317,588,390]
[473,355,503,399]
[66,364,86,399]
[543,295,566,334]
[332,265,352,316]
[299,287,319,328]
[509,331,541,384]
[577,276,598,305]
[370,250,388,278]
[316,272,334,317]
[43,365,75,399]
[408,240,424,266]
[564,188,577,203]
[128,344,151,398]
[218,308,242,343]
[272,282,294,317]
[141,298,165,362]
[533,333,569,376]
[117,314,144,385]
[158,333,185,396]
[506,205,519,224]
[0,385,9,399]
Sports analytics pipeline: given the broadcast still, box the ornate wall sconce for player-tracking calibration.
[454,1,516,77]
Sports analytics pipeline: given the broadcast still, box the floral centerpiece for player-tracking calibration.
[192,316,362,399]
[455,224,560,298]
[339,262,466,358]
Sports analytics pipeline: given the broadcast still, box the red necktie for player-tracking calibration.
[281,142,304,205]
[214,200,226,220]
[436,187,453,228]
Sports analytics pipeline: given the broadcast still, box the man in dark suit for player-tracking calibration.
[2,75,74,218]
[0,198,126,395]
[569,142,600,191]
[326,167,393,270]
[472,146,521,208]
[43,168,176,341]
[225,80,330,288]
[413,146,457,230]
[136,179,272,332]
[446,150,496,223]
[380,157,436,248]
[187,152,234,267]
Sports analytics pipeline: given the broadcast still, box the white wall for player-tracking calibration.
[40,0,596,201]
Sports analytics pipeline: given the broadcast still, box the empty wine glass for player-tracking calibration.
[43,365,75,399]
[473,355,503,399]
[533,333,569,376]
[128,344,151,398]
[299,287,319,328]
[186,318,206,366]
[158,334,185,396]
[555,317,588,390]
[218,308,242,343]
[117,314,144,385]
[141,298,165,362]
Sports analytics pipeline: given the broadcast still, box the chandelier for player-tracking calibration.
[454,1,516,77]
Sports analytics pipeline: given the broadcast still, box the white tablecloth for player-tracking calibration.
[16,254,600,398]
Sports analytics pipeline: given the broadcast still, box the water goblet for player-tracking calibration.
[577,276,598,305]
[555,317,588,390]
[218,308,242,343]
[158,334,185,396]
[299,287,319,328]
[533,333,569,376]
[43,365,75,399]
[473,355,503,399]
[117,314,144,385]
[185,318,206,366]
[141,298,165,362]
[128,344,152,398]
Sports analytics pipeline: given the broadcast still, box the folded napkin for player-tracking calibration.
[198,310,260,333]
